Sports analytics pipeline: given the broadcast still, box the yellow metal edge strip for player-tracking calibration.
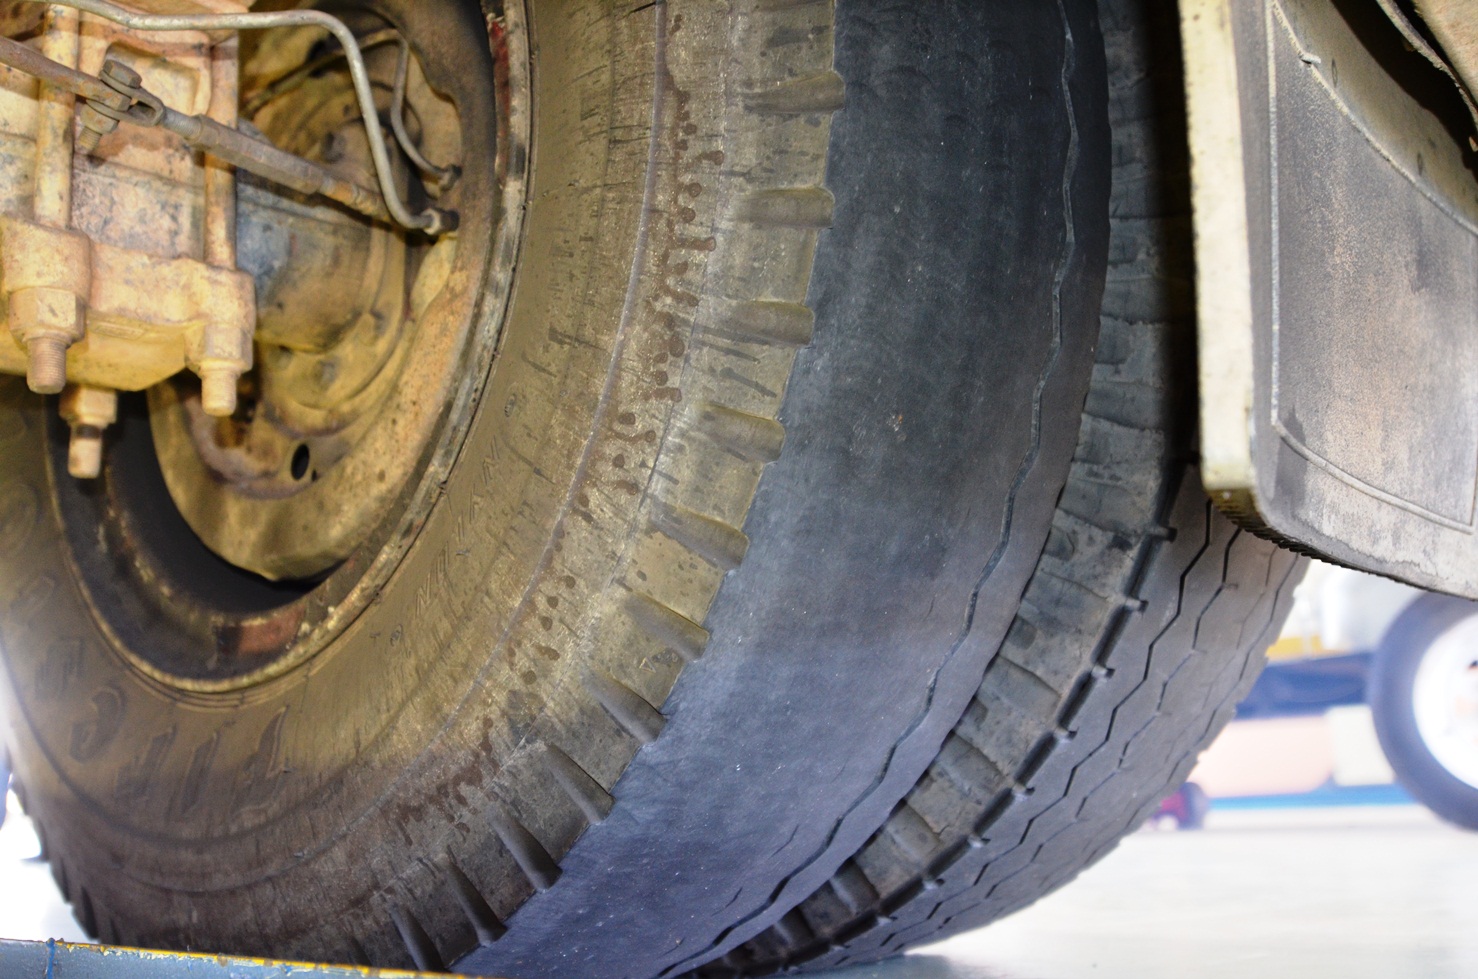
[1180,0,1259,497]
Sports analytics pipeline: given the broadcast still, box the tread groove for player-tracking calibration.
[541,743,616,825]
[487,800,563,892]
[582,669,667,744]
[389,906,447,973]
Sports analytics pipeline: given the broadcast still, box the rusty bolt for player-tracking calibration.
[67,424,104,478]
[25,335,68,394]
[59,385,118,480]
[200,365,241,417]
[76,102,120,156]
[76,62,140,157]
[100,60,143,92]
[8,286,86,395]
[190,311,252,418]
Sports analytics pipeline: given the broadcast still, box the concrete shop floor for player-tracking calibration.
[1,797,1474,979]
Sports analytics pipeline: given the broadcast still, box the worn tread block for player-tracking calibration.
[625,590,713,661]
[440,857,507,947]
[905,763,979,833]
[930,733,1011,800]
[881,803,945,866]
[953,696,1037,779]
[829,860,881,914]
[736,187,835,228]
[688,404,787,472]
[540,744,615,827]
[744,71,846,114]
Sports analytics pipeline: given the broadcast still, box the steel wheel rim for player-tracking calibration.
[1412,614,1478,790]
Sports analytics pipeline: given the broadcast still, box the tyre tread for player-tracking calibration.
[708,1,1306,970]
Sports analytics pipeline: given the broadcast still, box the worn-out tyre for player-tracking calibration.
[0,1,1110,976]
[710,0,1307,972]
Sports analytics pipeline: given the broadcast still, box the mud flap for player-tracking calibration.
[1182,0,1478,596]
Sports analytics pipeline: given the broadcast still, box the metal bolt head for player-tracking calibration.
[9,286,85,340]
[9,286,85,394]
[100,60,143,91]
[59,384,119,428]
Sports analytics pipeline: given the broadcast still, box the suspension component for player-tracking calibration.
[14,3,84,396]
[0,2,256,426]
[0,213,256,406]
[75,59,144,154]
[18,0,458,234]
[0,0,464,481]
[3,222,90,396]
[0,37,402,229]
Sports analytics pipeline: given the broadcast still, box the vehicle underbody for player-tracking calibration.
[0,0,1471,974]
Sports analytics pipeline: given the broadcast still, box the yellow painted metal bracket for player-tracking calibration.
[0,938,504,978]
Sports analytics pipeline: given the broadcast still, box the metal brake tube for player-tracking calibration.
[0,34,393,223]
[392,40,457,186]
[22,0,453,234]
[240,27,399,119]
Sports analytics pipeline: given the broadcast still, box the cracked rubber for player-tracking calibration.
[0,1,1110,976]
[705,0,1308,972]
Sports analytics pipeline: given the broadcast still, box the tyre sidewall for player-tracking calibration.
[0,0,749,958]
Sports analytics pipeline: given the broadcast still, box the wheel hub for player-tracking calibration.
[152,16,472,579]
[1413,617,1478,790]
